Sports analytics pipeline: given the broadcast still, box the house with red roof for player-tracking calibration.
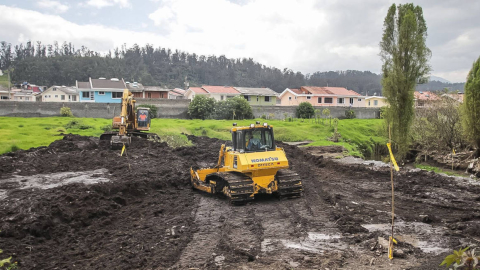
[414,91,440,107]
[278,86,365,107]
[185,85,240,101]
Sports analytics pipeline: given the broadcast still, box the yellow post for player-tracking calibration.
[387,124,397,260]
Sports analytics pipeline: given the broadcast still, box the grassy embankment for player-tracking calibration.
[0,117,385,157]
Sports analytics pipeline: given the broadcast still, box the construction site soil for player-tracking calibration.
[1,134,479,269]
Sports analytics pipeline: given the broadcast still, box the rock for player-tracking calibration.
[419,214,432,223]
[393,249,406,258]
[303,256,312,262]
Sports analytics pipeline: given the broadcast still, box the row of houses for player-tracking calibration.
[0,77,461,107]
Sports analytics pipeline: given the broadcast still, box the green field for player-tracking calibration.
[0,117,386,157]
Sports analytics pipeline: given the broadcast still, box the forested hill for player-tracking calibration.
[0,41,464,93]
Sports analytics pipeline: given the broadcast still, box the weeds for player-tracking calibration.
[441,247,480,269]
[64,119,93,130]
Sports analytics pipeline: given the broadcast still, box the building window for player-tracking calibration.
[368,101,371,106]
[307,96,311,100]
[112,92,123,99]
[25,97,29,101]
[53,88,57,91]
[374,100,378,106]
[350,98,354,104]
[147,93,152,98]
[55,95,58,98]
[19,97,23,100]
[221,95,224,100]
[99,91,105,95]
[288,96,292,101]
[338,98,344,104]
[318,97,322,103]
[82,92,90,98]
[61,95,65,100]
[265,96,270,102]
[358,98,362,101]
[72,96,77,101]
[324,98,333,104]
[0,96,8,100]
[294,96,297,99]
[256,96,259,101]
[244,95,250,101]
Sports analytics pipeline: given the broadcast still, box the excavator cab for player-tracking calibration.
[136,107,151,130]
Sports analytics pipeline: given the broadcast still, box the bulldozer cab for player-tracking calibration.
[232,125,275,153]
[136,107,151,128]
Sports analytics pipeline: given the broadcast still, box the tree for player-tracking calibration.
[214,96,253,120]
[462,56,480,157]
[296,102,315,119]
[380,3,431,156]
[188,95,216,119]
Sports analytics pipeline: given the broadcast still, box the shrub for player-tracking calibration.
[345,110,356,119]
[101,125,112,132]
[18,125,23,128]
[64,119,93,130]
[9,145,19,152]
[137,104,157,119]
[261,114,267,119]
[214,96,253,120]
[188,95,216,119]
[60,106,73,117]
[296,102,315,119]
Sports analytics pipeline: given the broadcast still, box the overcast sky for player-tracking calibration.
[0,0,479,83]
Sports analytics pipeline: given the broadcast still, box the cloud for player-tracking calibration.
[37,0,69,14]
[1,1,479,83]
[84,0,131,9]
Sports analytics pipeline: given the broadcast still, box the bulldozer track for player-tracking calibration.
[219,172,255,205]
[276,169,303,198]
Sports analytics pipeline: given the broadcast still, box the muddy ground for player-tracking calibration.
[1,134,479,269]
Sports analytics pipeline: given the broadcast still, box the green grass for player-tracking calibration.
[0,117,386,157]
[415,164,465,177]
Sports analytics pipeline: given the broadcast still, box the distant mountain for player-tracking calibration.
[416,80,465,92]
[429,75,451,84]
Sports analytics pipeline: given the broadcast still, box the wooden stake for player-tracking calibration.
[389,125,394,238]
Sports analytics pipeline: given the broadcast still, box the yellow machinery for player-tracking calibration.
[100,89,159,148]
[191,122,303,204]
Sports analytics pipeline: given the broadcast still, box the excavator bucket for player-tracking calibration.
[111,135,131,149]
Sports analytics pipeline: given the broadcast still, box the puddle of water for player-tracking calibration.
[262,232,347,254]
[362,222,451,254]
[0,169,110,200]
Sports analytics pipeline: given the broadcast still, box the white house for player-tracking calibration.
[42,86,79,102]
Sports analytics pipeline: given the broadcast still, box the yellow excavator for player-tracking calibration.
[190,122,303,204]
[100,88,159,148]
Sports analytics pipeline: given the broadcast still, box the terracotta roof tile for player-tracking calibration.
[414,91,440,100]
[301,86,361,96]
[190,87,208,94]
[202,85,239,94]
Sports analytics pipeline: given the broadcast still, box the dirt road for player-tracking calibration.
[1,135,479,269]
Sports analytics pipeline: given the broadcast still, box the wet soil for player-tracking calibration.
[0,135,479,269]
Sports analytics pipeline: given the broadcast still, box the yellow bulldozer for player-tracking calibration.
[190,122,303,204]
[100,88,159,148]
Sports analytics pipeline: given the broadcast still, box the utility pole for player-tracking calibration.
[7,69,11,100]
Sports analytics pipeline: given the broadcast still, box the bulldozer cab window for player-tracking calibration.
[244,128,274,152]
[137,109,150,127]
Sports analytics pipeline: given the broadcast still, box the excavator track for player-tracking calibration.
[276,169,303,198]
[218,172,255,205]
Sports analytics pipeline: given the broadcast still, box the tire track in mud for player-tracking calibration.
[170,194,231,269]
